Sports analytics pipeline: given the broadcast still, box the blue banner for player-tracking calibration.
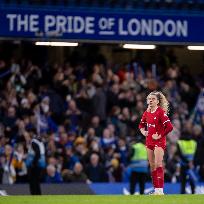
[0,7,204,43]
[90,182,204,195]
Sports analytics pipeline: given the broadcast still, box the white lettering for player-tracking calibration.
[176,20,188,37]
[119,18,188,38]
[67,16,73,32]
[86,17,94,34]
[17,14,28,32]
[30,15,39,32]
[99,18,108,30]
[153,19,163,36]
[148,123,156,128]
[164,20,176,37]
[6,14,17,31]
[5,14,188,38]
[74,16,84,33]
[141,19,152,36]
[45,15,55,32]
[128,19,141,35]
[56,15,67,33]
[118,18,128,35]
[108,18,115,29]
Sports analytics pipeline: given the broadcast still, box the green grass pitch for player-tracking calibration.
[0,195,204,204]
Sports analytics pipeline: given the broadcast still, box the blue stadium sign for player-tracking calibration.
[0,7,203,44]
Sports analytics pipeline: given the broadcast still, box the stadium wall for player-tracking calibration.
[1,183,204,195]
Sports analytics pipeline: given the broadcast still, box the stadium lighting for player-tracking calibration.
[35,42,78,46]
[187,46,204,50]
[123,44,156,50]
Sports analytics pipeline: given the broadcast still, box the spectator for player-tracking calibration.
[62,162,89,183]
[0,54,203,186]
[100,128,116,149]
[63,146,79,170]
[85,153,108,182]
[1,144,16,184]
[45,164,62,183]
[12,143,27,183]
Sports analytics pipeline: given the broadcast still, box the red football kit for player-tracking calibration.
[139,106,173,150]
[139,106,173,190]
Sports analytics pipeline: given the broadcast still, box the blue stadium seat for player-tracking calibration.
[2,0,204,11]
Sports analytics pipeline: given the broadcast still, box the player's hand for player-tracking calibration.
[152,133,161,140]
[143,131,148,137]
[140,128,148,137]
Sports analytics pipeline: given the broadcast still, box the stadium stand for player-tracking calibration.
[0,0,204,196]
[1,0,204,11]
[0,51,203,185]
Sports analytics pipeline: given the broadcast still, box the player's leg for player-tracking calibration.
[146,147,156,189]
[154,147,164,194]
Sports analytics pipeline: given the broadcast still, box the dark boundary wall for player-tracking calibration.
[0,184,95,195]
[1,182,204,195]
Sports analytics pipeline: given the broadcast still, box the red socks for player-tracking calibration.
[151,167,164,188]
[156,167,164,188]
[151,170,157,188]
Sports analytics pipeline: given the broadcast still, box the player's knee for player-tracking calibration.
[149,163,155,171]
[155,161,162,168]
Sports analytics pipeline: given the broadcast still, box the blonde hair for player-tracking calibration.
[147,91,170,114]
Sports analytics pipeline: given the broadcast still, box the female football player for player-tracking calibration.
[139,91,173,195]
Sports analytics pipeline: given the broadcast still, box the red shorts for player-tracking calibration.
[146,144,166,151]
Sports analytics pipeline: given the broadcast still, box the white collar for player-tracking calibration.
[150,106,158,113]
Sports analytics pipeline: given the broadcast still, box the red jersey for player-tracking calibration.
[139,106,173,147]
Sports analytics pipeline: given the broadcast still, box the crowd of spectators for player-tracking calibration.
[0,54,203,185]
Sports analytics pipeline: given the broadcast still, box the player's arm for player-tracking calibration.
[139,111,148,137]
[159,111,173,137]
